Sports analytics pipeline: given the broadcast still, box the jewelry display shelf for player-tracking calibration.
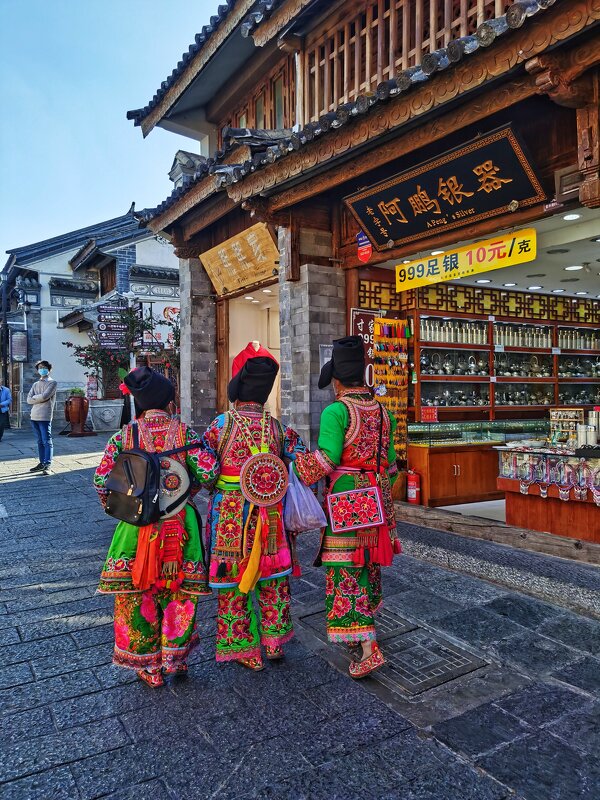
[411,312,600,422]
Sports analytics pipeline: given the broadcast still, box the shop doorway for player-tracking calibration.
[228,284,280,418]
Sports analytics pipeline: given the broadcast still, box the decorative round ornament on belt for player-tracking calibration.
[158,457,190,518]
[240,452,289,507]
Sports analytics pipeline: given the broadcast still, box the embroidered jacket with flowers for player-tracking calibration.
[295,389,399,567]
[95,411,218,595]
[202,402,306,588]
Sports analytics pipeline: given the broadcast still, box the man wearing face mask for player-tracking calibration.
[27,360,57,475]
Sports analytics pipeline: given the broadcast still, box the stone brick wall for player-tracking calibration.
[115,245,136,294]
[179,258,217,427]
[279,228,346,447]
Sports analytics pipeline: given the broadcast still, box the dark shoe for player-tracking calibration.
[42,465,52,475]
[30,463,45,473]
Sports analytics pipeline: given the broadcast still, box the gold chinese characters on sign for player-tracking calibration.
[199,223,279,296]
[396,228,537,293]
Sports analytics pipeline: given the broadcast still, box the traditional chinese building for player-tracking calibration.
[129,0,600,538]
[3,205,180,423]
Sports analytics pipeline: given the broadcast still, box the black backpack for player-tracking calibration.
[104,423,195,526]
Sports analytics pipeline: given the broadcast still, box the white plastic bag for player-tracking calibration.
[284,463,327,532]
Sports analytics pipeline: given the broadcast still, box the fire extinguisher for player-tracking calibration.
[407,470,421,504]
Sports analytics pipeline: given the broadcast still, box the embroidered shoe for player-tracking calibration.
[348,643,386,679]
[164,663,188,678]
[236,656,264,671]
[265,646,284,660]
[137,669,165,688]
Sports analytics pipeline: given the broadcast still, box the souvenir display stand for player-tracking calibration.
[496,445,600,542]
[372,317,410,462]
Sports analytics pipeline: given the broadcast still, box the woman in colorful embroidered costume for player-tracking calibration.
[294,336,400,678]
[94,368,218,687]
[202,350,305,671]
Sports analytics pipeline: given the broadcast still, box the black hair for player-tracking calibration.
[35,360,52,370]
[339,379,365,388]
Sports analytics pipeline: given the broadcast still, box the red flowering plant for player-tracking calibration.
[62,342,129,398]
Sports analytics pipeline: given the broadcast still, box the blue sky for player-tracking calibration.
[0,0,218,255]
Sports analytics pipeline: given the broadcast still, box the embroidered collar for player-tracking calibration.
[235,402,264,414]
[142,410,171,421]
[335,388,372,401]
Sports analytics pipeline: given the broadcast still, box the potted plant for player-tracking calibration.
[64,387,90,436]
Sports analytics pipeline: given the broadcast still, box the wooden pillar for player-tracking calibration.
[345,267,359,333]
[216,298,229,413]
[578,68,600,209]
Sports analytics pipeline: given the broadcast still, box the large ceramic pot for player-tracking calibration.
[65,395,89,425]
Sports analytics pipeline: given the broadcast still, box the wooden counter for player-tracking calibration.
[408,443,503,507]
[498,477,600,543]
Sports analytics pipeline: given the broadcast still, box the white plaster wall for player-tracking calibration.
[135,237,179,268]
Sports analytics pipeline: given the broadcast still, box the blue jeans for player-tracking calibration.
[31,420,53,465]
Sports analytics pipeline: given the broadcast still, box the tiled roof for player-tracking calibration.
[5,204,147,269]
[130,265,179,282]
[141,1,553,225]
[240,0,282,37]
[126,1,238,127]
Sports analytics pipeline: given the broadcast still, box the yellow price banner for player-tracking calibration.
[396,228,537,293]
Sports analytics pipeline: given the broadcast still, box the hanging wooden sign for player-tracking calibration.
[344,126,545,252]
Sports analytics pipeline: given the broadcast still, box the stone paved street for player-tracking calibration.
[0,427,599,799]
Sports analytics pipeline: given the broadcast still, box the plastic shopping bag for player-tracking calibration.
[284,463,327,532]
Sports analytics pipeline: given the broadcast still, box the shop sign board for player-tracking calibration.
[395,228,536,293]
[199,222,279,296]
[356,231,372,263]
[350,308,376,388]
[345,126,545,252]
[10,330,27,362]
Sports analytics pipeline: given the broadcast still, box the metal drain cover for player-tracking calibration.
[298,606,486,696]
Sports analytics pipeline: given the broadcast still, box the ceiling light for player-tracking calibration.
[403,260,410,264]
[262,289,272,294]
[547,248,569,254]
[476,279,491,284]
[563,213,581,221]
[575,291,588,295]
[593,237,600,243]
[572,299,578,303]
[564,265,583,271]
[527,285,542,290]
[245,295,254,300]
[552,289,565,293]
[431,250,445,256]
[503,282,517,287]
[251,299,260,304]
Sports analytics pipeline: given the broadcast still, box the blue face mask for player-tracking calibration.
[38,368,49,376]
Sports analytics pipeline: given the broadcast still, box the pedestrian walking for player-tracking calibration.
[202,349,306,671]
[294,336,401,678]
[94,367,218,687]
[0,382,11,441]
[27,360,57,474]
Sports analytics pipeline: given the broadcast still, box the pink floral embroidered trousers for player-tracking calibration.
[113,589,199,672]
[325,564,382,643]
[216,576,294,661]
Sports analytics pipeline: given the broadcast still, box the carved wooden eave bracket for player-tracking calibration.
[526,45,600,209]
[250,0,314,49]
[227,0,600,210]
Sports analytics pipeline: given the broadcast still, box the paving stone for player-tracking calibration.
[4,586,92,613]
[52,682,173,729]
[484,594,563,629]
[432,701,531,757]
[0,717,129,783]
[552,656,600,695]
[382,761,510,800]
[546,705,600,757]
[93,662,138,689]
[539,613,600,656]
[495,682,590,726]
[1,633,74,667]
[230,763,357,800]
[0,626,19,646]
[19,609,113,642]
[385,589,465,621]
[0,706,56,743]
[420,574,509,606]
[0,766,79,800]
[488,630,581,675]
[479,731,600,800]
[103,779,172,800]
[9,595,109,627]
[433,607,528,647]
[71,623,114,649]
[31,643,112,680]
[0,659,34,689]
[71,744,161,800]
[1,669,102,715]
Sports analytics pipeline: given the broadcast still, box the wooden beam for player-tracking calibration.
[216,298,229,413]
